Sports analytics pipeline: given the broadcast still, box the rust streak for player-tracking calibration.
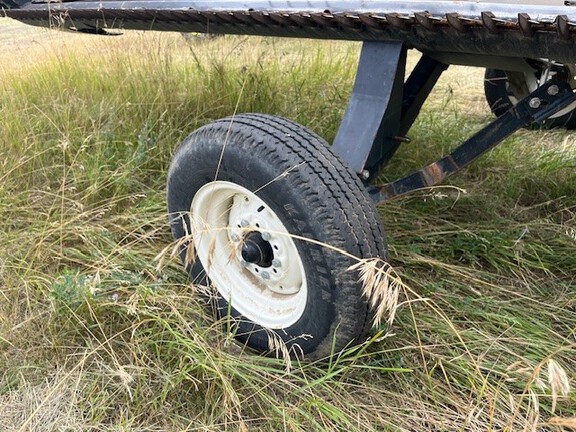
[420,161,448,187]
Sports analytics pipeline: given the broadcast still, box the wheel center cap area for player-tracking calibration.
[241,231,274,267]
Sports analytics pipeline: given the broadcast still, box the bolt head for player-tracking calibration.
[261,271,270,280]
[240,219,249,228]
[360,170,370,181]
[529,97,541,109]
[548,85,560,96]
[272,259,282,268]
[261,232,271,241]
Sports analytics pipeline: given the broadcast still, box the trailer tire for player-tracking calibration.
[167,114,388,359]
[484,68,576,129]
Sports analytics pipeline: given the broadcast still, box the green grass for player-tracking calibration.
[0,20,575,431]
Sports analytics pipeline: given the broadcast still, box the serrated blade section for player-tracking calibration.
[4,1,576,62]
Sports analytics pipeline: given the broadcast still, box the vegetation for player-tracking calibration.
[0,19,574,431]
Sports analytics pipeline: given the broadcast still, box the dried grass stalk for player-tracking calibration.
[546,416,576,428]
[154,212,198,271]
[267,332,292,374]
[349,258,401,328]
[548,358,571,413]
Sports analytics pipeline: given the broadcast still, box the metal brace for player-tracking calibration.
[331,41,576,203]
[332,41,448,181]
[368,80,576,203]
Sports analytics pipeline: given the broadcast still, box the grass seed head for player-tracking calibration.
[548,358,571,413]
[267,332,292,374]
[546,416,576,429]
[349,258,401,328]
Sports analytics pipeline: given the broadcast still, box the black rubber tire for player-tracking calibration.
[484,68,576,129]
[167,113,387,359]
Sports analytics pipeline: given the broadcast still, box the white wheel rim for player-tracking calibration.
[190,181,308,329]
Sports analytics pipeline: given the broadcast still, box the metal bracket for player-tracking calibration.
[332,41,406,177]
[368,80,576,203]
[332,41,448,181]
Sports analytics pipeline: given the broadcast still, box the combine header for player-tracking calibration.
[3,1,575,358]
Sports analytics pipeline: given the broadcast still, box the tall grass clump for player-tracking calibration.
[1,20,575,431]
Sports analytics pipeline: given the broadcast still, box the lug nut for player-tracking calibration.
[529,97,541,109]
[272,259,282,268]
[230,233,240,242]
[261,271,270,280]
[240,219,250,228]
[261,232,271,241]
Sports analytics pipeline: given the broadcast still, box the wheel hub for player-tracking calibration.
[507,64,576,119]
[241,231,273,267]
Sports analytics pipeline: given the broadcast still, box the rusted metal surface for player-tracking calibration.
[4,1,576,63]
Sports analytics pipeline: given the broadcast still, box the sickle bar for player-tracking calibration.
[3,1,576,64]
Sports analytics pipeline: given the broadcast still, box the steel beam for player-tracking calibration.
[369,79,576,202]
[332,41,407,178]
[6,1,576,64]
[332,43,448,180]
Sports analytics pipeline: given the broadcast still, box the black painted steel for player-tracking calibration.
[373,55,448,175]
[370,80,576,202]
[399,56,449,136]
[333,43,449,178]
[332,41,407,177]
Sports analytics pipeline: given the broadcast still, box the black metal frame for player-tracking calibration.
[7,1,576,65]
[331,40,576,204]
[332,41,448,181]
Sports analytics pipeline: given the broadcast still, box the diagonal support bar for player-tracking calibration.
[369,80,576,203]
[399,55,449,136]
